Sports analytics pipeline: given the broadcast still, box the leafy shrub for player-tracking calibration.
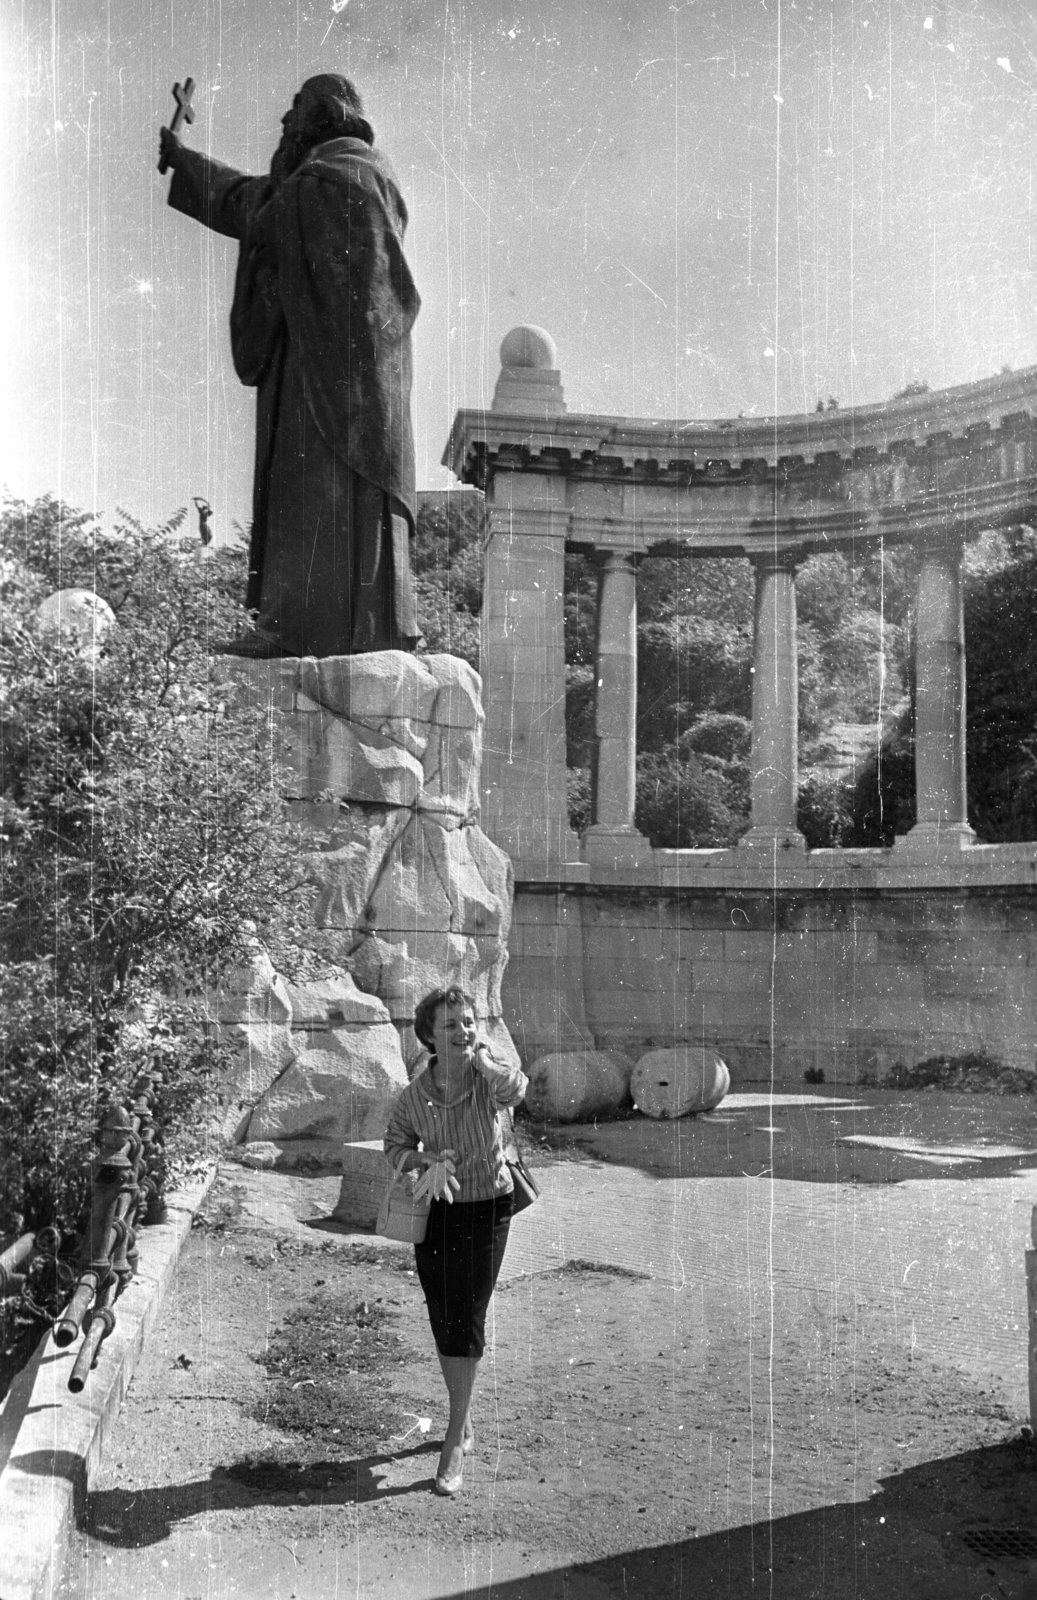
[797,772,854,848]
[885,1054,1037,1095]
[412,492,483,666]
[566,766,592,836]
[0,498,298,1233]
[634,746,748,849]
[679,712,751,766]
[848,713,916,846]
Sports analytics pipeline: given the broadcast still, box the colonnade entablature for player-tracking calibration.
[443,325,1037,890]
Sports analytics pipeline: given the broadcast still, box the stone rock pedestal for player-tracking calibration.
[213,651,518,1177]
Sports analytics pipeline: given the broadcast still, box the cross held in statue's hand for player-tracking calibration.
[158,78,195,173]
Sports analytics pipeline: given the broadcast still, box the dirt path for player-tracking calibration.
[56,1115,1037,1599]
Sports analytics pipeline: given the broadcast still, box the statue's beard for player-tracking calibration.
[269,128,313,187]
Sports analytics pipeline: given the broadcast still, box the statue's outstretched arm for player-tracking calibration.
[165,143,263,243]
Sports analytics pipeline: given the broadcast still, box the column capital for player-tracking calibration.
[915,529,966,563]
[746,545,804,574]
[592,546,641,571]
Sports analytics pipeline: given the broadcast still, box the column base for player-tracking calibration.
[738,826,807,853]
[581,824,654,870]
[893,822,978,855]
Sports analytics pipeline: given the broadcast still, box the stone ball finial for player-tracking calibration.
[499,325,557,371]
[492,326,565,416]
[35,588,117,662]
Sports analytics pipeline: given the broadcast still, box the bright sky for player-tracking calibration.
[3,0,1037,537]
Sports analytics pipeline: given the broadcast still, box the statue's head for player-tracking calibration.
[272,74,374,181]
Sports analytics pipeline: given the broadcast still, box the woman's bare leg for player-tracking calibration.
[436,1353,479,1482]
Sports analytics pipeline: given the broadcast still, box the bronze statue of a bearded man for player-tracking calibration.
[160,74,420,658]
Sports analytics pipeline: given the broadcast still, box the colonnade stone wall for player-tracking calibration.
[445,328,1037,1090]
[506,875,1037,1085]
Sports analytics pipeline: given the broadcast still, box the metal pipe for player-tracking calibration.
[68,1293,117,1393]
[0,1234,36,1298]
[53,1268,105,1348]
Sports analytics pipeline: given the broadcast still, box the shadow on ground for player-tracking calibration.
[76,1444,441,1547]
[72,1434,1037,1599]
[532,1088,1037,1186]
[444,1439,1037,1600]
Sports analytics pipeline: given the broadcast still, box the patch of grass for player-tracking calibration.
[249,1291,420,1458]
[239,1235,387,1269]
[560,1258,652,1280]
[338,1242,412,1271]
[886,1054,1037,1095]
[538,1258,652,1282]
[191,1183,246,1235]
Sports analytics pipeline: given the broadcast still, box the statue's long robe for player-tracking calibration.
[168,137,420,656]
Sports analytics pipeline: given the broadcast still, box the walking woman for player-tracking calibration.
[384,986,528,1495]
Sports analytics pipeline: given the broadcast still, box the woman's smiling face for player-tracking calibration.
[432,998,477,1070]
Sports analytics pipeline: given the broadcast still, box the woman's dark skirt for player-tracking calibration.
[413,1194,512,1359]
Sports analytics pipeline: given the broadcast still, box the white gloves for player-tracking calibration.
[412,1149,460,1204]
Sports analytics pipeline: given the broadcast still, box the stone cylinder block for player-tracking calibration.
[333,1141,393,1230]
[524,1049,633,1123]
[631,1047,730,1119]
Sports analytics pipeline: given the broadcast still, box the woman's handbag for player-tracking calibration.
[506,1151,540,1214]
[376,1153,431,1243]
[499,1105,539,1214]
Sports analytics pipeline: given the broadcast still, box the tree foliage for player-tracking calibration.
[412,492,483,667]
[0,497,298,1233]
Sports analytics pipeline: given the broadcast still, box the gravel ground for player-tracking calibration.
[55,1092,1037,1599]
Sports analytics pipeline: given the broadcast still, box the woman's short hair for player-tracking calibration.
[413,986,474,1051]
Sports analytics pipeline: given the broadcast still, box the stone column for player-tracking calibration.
[480,470,585,874]
[899,533,975,850]
[741,551,805,849]
[582,548,652,868]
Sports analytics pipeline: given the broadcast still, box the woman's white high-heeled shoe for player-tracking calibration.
[434,1445,465,1495]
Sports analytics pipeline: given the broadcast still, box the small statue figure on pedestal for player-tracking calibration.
[159,74,420,658]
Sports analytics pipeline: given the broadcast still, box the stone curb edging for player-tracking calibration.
[0,1167,217,1600]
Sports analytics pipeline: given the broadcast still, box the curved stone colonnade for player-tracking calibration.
[446,328,1037,870]
[444,330,1037,1085]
